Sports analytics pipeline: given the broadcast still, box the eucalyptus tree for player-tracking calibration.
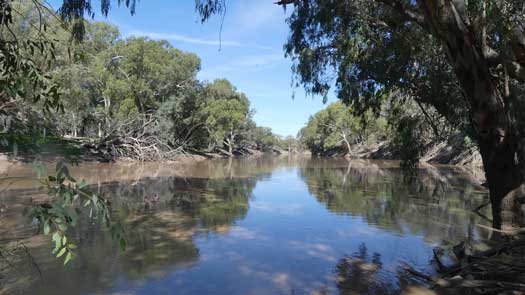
[202,80,252,156]
[266,0,525,230]
[321,102,361,156]
[300,102,386,156]
[109,37,200,114]
[282,135,298,153]
[249,126,276,152]
[186,2,525,235]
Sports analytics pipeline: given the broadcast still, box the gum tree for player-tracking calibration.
[202,80,252,156]
[275,0,525,231]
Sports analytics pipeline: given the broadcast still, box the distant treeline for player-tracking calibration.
[298,99,475,167]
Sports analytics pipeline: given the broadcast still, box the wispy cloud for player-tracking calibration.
[198,52,285,81]
[232,0,286,33]
[126,30,272,50]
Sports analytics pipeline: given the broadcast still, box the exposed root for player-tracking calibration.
[405,236,525,294]
[82,114,187,161]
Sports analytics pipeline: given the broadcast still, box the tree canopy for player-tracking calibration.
[276,0,525,230]
[300,101,387,156]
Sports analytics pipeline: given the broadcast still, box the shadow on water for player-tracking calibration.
[0,156,490,294]
[312,242,422,295]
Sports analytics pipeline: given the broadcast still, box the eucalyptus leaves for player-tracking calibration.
[29,159,125,265]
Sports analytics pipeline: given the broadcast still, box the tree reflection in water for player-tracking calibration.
[299,160,491,244]
[313,243,422,295]
[0,157,489,295]
[0,174,261,295]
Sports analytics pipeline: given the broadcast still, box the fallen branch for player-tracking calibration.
[84,114,187,161]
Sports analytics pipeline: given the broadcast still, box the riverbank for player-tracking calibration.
[0,132,483,168]
[346,136,483,169]
[0,135,280,164]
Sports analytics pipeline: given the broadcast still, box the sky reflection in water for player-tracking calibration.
[0,157,490,295]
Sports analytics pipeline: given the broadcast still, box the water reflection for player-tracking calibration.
[299,159,490,244]
[1,174,262,294]
[0,157,490,295]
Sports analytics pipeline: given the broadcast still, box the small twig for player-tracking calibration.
[473,201,490,213]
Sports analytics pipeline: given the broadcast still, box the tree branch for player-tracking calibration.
[510,23,525,65]
[379,0,426,27]
[275,0,297,5]
[504,60,525,81]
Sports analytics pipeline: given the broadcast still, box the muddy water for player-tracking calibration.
[0,157,490,294]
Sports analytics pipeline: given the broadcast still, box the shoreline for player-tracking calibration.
[0,152,487,191]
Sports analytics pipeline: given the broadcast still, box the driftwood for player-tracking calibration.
[82,114,186,161]
[405,236,525,294]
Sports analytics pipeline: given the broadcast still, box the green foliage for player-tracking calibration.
[156,88,209,149]
[28,159,125,265]
[202,80,253,153]
[391,116,424,178]
[54,27,202,138]
[249,126,276,152]
[5,2,277,157]
[0,1,62,138]
[300,102,387,155]
[281,0,487,169]
[283,1,470,121]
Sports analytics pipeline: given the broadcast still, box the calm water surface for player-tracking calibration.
[0,157,490,294]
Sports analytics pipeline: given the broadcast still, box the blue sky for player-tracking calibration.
[51,0,336,136]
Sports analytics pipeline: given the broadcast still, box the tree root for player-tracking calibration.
[405,237,525,294]
[83,114,187,161]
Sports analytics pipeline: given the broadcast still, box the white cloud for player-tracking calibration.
[126,30,272,50]
[232,0,286,32]
[197,52,285,81]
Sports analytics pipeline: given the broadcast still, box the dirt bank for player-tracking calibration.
[351,138,483,169]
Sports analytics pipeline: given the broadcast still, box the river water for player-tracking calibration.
[0,157,491,294]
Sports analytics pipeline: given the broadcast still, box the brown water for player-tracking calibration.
[0,157,490,294]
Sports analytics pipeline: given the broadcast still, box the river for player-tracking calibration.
[0,156,491,294]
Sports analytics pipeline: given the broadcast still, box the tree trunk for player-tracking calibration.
[72,113,77,138]
[104,97,111,131]
[420,5,525,231]
[342,133,352,157]
[479,132,524,232]
[225,131,234,157]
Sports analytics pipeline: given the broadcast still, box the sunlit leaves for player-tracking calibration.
[202,80,252,152]
[28,159,126,265]
[300,101,387,155]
